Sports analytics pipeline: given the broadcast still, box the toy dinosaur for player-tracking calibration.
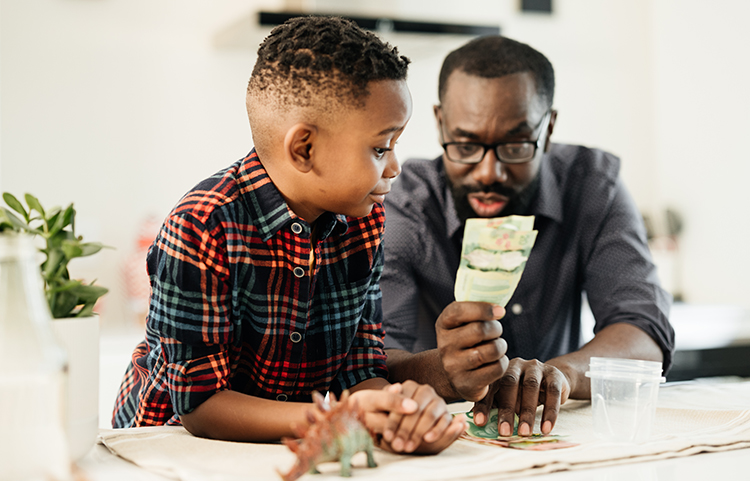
[278,390,377,480]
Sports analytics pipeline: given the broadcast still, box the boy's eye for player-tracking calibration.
[374,147,391,158]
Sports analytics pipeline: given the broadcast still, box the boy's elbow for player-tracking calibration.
[180,410,214,439]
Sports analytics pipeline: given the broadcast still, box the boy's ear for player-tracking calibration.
[283,123,318,173]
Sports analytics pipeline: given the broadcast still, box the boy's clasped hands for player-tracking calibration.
[317,381,467,454]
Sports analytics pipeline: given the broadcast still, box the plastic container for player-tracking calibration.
[585,357,666,443]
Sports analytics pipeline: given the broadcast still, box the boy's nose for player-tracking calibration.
[472,149,507,185]
[385,153,402,179]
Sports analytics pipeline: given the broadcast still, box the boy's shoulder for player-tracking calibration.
[169,152,261,225]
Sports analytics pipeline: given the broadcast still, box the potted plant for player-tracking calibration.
[1,192,110,460]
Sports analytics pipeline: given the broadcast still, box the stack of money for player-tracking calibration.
[454,215,537,306]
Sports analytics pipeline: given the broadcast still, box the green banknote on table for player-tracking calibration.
[460,409,578,451]
[454,215,538,306]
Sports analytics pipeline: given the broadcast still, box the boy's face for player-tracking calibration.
[309,79,412,219]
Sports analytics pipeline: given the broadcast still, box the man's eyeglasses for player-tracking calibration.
[440,111,551,165]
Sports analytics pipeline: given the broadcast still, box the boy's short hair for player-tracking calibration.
[247,16,410,110]
[438,35,555,108]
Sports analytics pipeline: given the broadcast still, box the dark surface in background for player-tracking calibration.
[668,345,750,381]
[258,11,500,36]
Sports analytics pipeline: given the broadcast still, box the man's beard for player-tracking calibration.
[447,175,541,224]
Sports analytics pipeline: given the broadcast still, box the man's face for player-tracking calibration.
[436,70,555,221]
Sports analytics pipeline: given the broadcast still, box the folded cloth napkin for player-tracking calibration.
[99,379,750,481]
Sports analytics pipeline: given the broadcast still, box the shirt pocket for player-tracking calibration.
[308,272,374,360]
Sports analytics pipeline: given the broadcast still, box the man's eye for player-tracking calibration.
[456,144,480,156]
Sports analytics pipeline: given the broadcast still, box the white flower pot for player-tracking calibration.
[50,315,100,461]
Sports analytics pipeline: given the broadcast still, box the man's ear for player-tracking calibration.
[283,123,317,173]
[544,109,558,153]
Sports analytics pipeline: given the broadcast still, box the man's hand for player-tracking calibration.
[471,358,571,436]
[436,301,510,402]
[350,382,466,454]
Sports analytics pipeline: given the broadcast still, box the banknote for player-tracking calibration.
[454,215,538,306]
[460,409,578,450]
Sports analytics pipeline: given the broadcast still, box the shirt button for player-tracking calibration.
[293,266,305,278]
[511,303,523,315]
[276,393,288,402]
[291,223,303,235]
[290,332,302,343]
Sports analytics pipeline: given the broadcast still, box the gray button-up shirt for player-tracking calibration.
[381,143,675,371]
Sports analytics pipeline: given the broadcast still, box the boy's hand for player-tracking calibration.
[381,381,467,454]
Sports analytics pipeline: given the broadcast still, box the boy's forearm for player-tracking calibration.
[180,390,311,442]
[386,349,461,401]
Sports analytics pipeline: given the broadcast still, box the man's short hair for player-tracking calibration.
[248,16,410,110]
[438,36,555,108]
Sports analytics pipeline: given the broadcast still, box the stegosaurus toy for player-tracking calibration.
[278,390,377,480]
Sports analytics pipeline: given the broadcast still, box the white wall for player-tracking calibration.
[1,0,748,332]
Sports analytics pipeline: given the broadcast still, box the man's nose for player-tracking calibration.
[472,148,507,185]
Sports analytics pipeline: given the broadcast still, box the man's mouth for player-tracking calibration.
[467,192,509,217]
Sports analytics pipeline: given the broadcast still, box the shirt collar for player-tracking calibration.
[237,149,349,242]
[532,150,564,224]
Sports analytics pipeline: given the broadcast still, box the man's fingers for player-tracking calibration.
[516,363,544,436]
[437,301,505,331]
[493,362,522,436]
[539,367,568,434]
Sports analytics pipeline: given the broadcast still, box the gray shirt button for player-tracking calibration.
[276,393,288,402]
[293,266,305,278]
[511,303,523,315]
[290,331,302,343]
[291,223,303,234]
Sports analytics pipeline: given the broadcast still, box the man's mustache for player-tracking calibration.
[461,183,518,198]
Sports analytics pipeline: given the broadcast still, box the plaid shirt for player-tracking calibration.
[113,150,388,428]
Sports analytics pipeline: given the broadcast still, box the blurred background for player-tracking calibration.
[1,0,749,425]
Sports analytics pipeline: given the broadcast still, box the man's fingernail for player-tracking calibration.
[474,412,485,425]
[500,422,511,436]
[492,305,505,318]
[519,423,530,436]
[402,399,418,411]
[542,420,552,434]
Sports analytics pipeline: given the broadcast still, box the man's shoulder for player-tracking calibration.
[389,156,444,213]
[547,143,621,184]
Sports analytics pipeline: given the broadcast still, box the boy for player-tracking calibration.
[112,16,466,454]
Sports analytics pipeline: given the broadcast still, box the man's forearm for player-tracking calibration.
[546,322,664,399]
[386,348,463,402]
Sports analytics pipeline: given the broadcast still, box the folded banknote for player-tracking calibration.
[454,215,537,306]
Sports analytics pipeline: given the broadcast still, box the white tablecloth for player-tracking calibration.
[99,379,750,481]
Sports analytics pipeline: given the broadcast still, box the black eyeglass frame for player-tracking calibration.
[440,110,552,165]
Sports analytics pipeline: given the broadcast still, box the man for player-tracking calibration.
[381,35,675,438]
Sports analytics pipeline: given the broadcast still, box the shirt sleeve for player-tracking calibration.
[330,243,389,394]
[583,178,676,372]
[147,212,234,416]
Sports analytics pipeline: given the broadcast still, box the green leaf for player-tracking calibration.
[1,207,33,231]
[78,242,106,257]
[61,241,84,260]
[61,205,75,230]
[75,303,96,318]
[24,193,45,218]
[3,193,29,222]
[68,284,108,303]
[42,248,66,281]
[50,289,80,318]
[48,211,66,236]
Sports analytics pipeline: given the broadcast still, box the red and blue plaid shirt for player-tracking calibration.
[113,150,388,427]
